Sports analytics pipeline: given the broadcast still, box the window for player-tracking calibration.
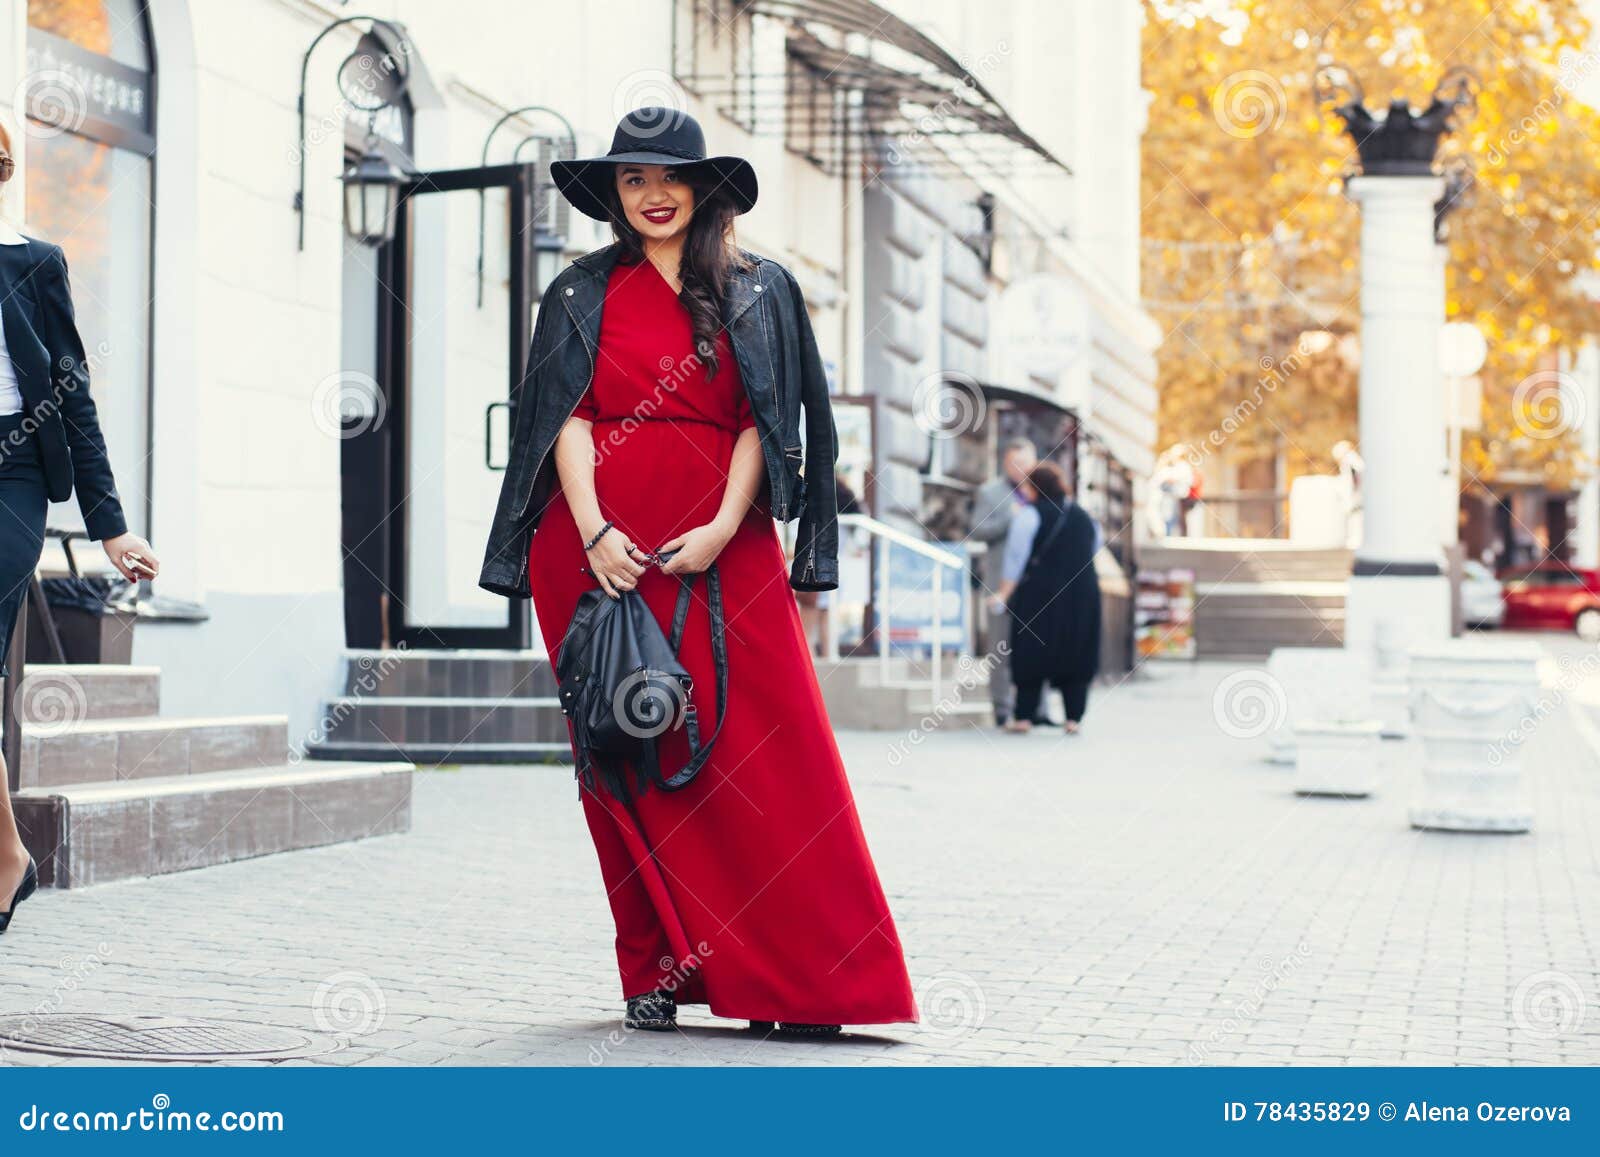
[24,0,155,537]
[1534,569,1585,588]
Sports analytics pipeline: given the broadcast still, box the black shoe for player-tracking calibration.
[749,1020,842,1038]
[0,857,38,935]
[623,990,677,1031]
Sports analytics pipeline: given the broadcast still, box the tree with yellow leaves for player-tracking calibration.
[1142,0,1600,494]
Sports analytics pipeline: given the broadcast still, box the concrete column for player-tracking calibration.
[1573,341,1600,569]
[1342,175,1451,663]
[1436,244,1460,550]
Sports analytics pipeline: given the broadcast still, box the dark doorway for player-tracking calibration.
[340,162,538,650]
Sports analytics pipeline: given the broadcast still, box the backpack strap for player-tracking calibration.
[656,561,727,790]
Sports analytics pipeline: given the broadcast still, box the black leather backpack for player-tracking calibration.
[555,556,727,805]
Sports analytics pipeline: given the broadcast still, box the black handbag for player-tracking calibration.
[555,551,728,805]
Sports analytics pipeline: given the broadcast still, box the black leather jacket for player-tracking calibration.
[478,242,840,599]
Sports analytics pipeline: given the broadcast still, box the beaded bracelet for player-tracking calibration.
[582,520,614,552]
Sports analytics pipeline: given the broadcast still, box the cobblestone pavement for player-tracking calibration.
[3,636,1599,1067]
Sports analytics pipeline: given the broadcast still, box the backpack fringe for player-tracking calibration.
[573,744,675,807]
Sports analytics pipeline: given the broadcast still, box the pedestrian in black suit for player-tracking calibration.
[0,123,160,933]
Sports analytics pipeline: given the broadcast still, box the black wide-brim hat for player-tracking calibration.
[550,106,758,222]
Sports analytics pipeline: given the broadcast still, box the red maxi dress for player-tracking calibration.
[527,257,917,1026]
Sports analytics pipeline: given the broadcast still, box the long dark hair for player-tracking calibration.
[600,166,752,380]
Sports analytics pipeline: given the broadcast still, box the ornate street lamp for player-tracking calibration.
[532,225,565,301]
[341,136,404,247]
[476,106,577,306]
[1433,154,1476,245]
[511,132,575,301]
[295,14,415,250]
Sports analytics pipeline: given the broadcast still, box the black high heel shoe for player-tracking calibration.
[623,990,677,1031]
[748,1020,842,1038]
[0,857,38,935]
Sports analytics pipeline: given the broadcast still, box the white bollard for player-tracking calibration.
[1266,646,1372,766]
[1369,617,1413,739]
[1293,718,1384,797]
[1406,640,1542,832]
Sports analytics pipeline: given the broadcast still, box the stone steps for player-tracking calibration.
[12,664,162,721]
[308,739,571,765]
[339,649,553,697]
[815,657,994,730]
[8,660,413,888]
[16,714,288,790]
[1142,541,1354,584]
[1139,544,1349,660]
[1194,589,1345,658]
[13,761,412,889]
[306,651,567,766]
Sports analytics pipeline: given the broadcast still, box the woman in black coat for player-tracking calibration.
[999,461,1101,733]
[0,123,159,935]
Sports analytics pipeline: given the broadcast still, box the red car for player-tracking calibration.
[1499,564,1600,640]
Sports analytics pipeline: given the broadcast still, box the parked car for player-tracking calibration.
[1499,564,1600,640]
[1460,560,1504,628]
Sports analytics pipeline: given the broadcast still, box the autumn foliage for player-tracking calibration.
[1142,0,1600,490]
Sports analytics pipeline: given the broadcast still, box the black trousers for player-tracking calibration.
[1014,677,1090,724]
[0,413,49,680]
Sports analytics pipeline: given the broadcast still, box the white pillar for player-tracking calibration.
[1436,244,1460,550]
[1573,341,1600,569]
[1343,176,1451,664]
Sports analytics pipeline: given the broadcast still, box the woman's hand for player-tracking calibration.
[102,532,160,582]
[657,520,736,578]
[584,523,651,599]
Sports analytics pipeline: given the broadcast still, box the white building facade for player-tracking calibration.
[1,0,1154,743]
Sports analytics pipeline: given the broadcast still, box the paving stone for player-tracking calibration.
[3,648,1600,1066]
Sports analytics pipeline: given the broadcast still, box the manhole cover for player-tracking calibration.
[0,1015,342,1062]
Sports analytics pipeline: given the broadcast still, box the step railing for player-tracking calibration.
[823,512,973,705]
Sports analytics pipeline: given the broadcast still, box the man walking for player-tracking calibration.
[969,438,1037,727]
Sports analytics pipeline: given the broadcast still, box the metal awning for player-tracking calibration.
[672,0,1072,179]
[977,379,1078,417]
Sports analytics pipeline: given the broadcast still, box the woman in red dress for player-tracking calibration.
[527,109,916,1037]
